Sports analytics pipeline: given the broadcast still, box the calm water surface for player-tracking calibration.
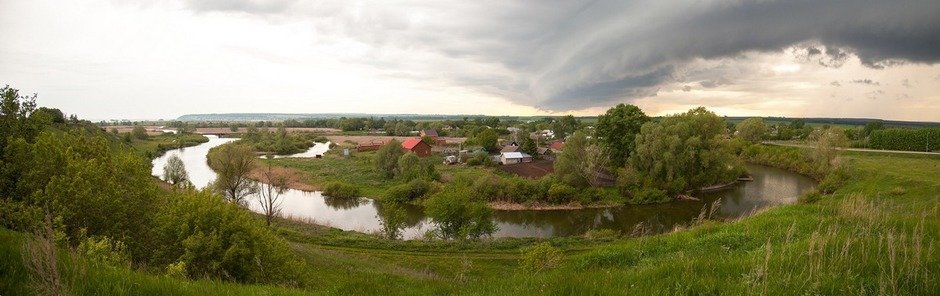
[153,135,816,239]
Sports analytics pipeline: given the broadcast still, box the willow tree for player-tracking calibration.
[162,154,190,188]
[375,139,404,179]
[209,143,257,205]
[627,107,743,194]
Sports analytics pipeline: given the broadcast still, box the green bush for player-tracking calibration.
[77,235,131,267]
[817,165,852,194]
[311,135,329,143]
[869,128,940,151]
[520,243,564,273]
[547,183,576,204]
[385,179,433,203]
[153,189,304,285]
[424,185,496,240]
[629,188,670,204]
[322,181,361,198]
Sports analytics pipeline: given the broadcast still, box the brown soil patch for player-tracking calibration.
[105,125,167,136]
[248,166,319,191]
[497,160,555,178]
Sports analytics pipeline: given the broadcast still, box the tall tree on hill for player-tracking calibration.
[595,104,649,168]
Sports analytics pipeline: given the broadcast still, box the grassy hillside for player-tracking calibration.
[3,149,938,295]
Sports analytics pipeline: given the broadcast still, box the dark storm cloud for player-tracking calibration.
[184,0,940,110]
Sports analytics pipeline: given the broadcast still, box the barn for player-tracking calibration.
[401,138,432,157]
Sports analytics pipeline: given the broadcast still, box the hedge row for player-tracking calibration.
[869,128,940,152]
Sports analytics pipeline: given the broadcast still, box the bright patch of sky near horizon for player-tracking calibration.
[1,0,939,121]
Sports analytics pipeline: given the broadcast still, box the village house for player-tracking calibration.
[420,129,439,138]
[500,151,533,165]
[401,138,432,157]
[500,141,520,153]
[549,140,565,153]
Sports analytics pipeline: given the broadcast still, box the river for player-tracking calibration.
[152,135,816,239]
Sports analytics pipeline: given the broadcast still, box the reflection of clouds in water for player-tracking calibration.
[272,142,332,158]
[151,135,237,188]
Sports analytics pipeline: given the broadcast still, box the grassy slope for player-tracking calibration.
[2,150,937,295]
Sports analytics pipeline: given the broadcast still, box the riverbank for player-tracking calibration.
[130,133,209,158]
[6,148,937,294]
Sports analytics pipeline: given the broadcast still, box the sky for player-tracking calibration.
[1,0,939,121]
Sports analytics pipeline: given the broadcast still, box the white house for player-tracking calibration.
[500,151,533,165]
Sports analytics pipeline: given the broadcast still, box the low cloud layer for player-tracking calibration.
[184,0,940,110]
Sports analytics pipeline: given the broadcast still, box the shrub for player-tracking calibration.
[629,188,670,204]
[77,235,131,267]
[817,164,852,194]
[398,153,438,181]
[385,179,432,203]
[547,183,577,204]
[311,135,329,143]
[869,128,940,151]
[520,243,564,273]
[466,153,493,166]
[131,126,149,140]
[153,190,303,285]
[322,181,360,198]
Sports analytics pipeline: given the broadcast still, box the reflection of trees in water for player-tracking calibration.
[375,202,408,239]
[323,196,363,209]
[374,201,424,227]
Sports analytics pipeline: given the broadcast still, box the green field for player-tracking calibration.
[3,147,937,295]
[265,150,504,199]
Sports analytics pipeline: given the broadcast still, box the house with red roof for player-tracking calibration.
[549,140,565,153]
[401,138,432,157]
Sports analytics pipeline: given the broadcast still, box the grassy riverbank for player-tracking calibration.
[3,147,937,295]
[128,133,209,158]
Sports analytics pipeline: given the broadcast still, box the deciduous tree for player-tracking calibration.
[209,143,257,205]
[375,139,404,179]
[735,117,767,143]
[596,104,649,168]
[162,154,190,187]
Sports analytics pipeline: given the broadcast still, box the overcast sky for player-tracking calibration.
[2,0,939,121]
